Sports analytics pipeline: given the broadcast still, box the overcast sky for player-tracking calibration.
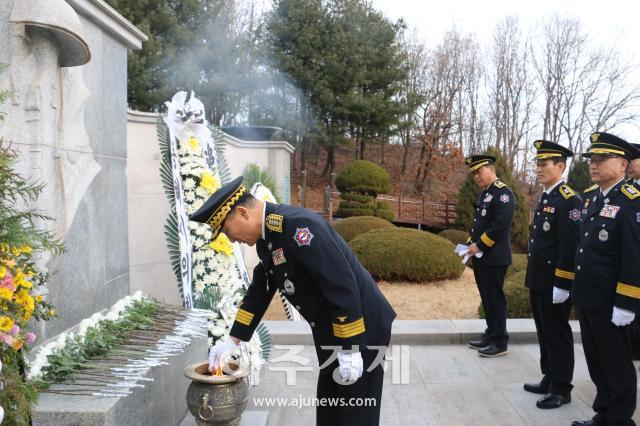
[371,0,640,139]
[372,0,637,53]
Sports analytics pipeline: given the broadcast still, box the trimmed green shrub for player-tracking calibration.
[374,208,395,221]
[335,160,390,194]
[337,207,375,217]
[507,253,528,279]
[455,147,529,250]
[349,228,465,282]
[336,161,394,220]
[332,216,395,242]
[438,229,469,245]
[342,192,375,204]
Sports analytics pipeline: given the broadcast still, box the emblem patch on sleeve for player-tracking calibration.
[569,209,581,221]
[500,194,510,203]
[272,248,286,265]
[266,214,284,233]
[293,227,314,247]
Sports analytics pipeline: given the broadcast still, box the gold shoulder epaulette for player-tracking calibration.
[583,184,599,193]
[493,180,506,189]
[621,183,640,200]
[266,214,284,233]
[559,184,575,199]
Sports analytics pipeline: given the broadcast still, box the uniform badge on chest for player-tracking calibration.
[543,221,551,232]
[272,248,286,265]
[284,278,295,295]
[599,205,620,219]
[293,227,314,247]
[599,229,609,242]
[543,206,555,214]
[483,194,493,202]
[481,208,487,217]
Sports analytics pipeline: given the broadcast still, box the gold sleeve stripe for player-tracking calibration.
[235,309,254,326]
[616,282,640,299]
[480,233,495,248]
[555,268,575,280]
[332,317,366,338]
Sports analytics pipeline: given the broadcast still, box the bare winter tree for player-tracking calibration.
[414,29,479,193]
[397,30,428,175]
[487,16,537,173]
[531,14,640,155]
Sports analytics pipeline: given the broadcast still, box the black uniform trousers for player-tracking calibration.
[473,264,509,349]
[529,290,574,396]
[315,327,391,426]
[579,308,637,426]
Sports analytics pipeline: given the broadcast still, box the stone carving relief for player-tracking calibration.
[0,0,96,268]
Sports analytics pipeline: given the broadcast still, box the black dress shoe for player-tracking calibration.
[571,420,596,426]
[523,381,549,394]
[478,343,508,357]
[536,393,571,409]
[467,338,490,349]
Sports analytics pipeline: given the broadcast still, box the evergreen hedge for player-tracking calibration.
[349,228,464,282]
[336,160,395,220]
[438,229,469,245]
[332,216,394,242]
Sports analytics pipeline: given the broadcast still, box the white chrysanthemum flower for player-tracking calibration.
[183,178,196,191]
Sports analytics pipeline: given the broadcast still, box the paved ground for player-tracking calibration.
[245,342,640,426]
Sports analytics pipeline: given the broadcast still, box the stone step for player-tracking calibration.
[262,319,582,345]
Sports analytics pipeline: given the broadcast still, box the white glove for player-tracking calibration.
[337,352,363,382]
[612,306,636,327]
[208,338,239,371]
[552,287,570,304]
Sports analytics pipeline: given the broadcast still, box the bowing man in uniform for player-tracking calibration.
[523,140,581,409]
[571,132,640,426]
[189,176,396,426]
[464,155,516,357]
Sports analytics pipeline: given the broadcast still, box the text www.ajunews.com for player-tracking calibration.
[253,396,376,409]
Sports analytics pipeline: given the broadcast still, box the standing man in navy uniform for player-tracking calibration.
[465,155,516,357]
[523,140,581,409]
[571,132,640,426]
[189,176,396,426]
[626,143,640,189]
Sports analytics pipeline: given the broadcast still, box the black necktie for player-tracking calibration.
[594,191,605,212]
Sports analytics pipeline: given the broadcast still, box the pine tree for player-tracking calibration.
[567,158,591,193]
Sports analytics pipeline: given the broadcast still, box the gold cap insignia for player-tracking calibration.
[591,133,600,142]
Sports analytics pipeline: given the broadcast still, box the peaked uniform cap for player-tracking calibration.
[533,140,573,159]
[465,154,496,172]
[189,176,246,240]
[582,132,640,160]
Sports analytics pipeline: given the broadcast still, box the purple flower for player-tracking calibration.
[10,324,20,336]
[25,332,36,344]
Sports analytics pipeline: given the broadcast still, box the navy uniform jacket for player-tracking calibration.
[525,182,582,292]
[468,179,516,267]
[230,202,396,359]
[627,177,640,190]
[572,181,640,313]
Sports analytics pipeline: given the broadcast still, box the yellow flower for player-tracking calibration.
[0,266,6,277]
[36,295,43,302]
[49,308,56,317]
[188,137,200,152]
[20,245,32,254]
[0,287,13,300]
[200,172,221,194]
[0,316,14,332]
[209,233,234,256]
[15,290,34,315]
